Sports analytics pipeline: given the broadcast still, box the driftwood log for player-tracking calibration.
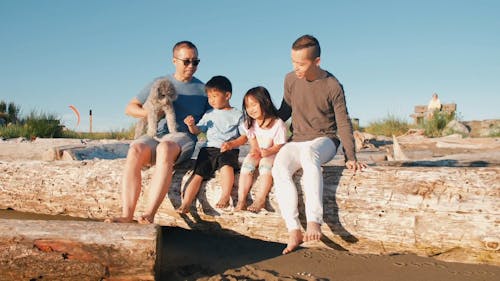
[0,218,159,280]
[0,158,498,266]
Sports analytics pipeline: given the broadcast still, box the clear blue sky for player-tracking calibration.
[1,0,499,132]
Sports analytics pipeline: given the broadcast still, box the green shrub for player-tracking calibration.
[24,111,63,138]
[364,114,410,137]
[421,111,455,137]
[0,111,62,139]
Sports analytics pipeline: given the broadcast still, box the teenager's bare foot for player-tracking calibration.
[247,198,265,213]
[176,204,191,214]
[283,229,303,254]
[235,201,246,211]
[104,217,134,223]
[216,197,230,208]
[138,214,154,224]
[304,222,322,242]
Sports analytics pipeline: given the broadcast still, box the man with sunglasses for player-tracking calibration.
[107,41,210,224]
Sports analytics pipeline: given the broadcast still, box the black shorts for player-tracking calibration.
[193,147,240,180]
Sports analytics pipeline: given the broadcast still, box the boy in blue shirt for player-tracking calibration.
[177,75,247,213]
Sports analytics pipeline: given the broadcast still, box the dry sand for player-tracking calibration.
[1,137,499,280]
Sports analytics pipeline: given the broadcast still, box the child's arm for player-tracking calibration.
[260,143,284,158]
[247,137,261,157]
[184,115,200,135]
[220,135,248,152]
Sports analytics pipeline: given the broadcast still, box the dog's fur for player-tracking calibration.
[134,78,178,139]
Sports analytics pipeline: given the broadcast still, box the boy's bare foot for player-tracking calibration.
[138,214,154,224]
[247,199,265,213]
[282,229,303,254]
[235,201,246,211]
[104,217,134,223]
[176,204,191,214]
[304,222,322,242]
[216,197,230,208]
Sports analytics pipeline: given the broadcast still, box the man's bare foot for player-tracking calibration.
[247,198,265,213]
[138,214,154,224]
[304,222,322,242]
[235,201,246,211]
[104,217,134,223]
[216,197,230,208]
[176,204,191,214]
[283,229,303,254]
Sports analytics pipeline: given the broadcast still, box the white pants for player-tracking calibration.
[272,137,337,231]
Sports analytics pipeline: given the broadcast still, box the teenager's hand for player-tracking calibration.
[346,160,366,172]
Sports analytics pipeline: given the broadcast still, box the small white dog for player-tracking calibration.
[134,78,178,139]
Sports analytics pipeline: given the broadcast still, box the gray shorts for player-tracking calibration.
[131,132,195,165]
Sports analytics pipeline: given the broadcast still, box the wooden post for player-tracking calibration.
[89,109,93,133]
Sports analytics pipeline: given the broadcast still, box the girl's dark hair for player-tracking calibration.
[242,86,278,129]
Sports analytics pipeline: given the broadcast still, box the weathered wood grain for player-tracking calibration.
[0,218,159,280]
[0,159,498,265]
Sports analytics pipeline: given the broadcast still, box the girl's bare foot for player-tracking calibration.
[176,204,191,214]
[304,222,322,242]
[216,197,230,208]
[104,217,134,223]
[235,201,246,211]
[283,229,303,254]
[247,198,265,213]
[138,214,154,224]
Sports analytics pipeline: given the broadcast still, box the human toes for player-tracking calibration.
[247,202,264,213]
[235,201,246,211]
[176,204,191,214]
[282,229,303,254]
[215,199,230,208]
[304,222,322,242]
[104,217,134,223]
[138,215,154,224]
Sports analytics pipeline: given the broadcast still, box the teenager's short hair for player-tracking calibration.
[173,41,198,54]
[292,35,321,59]
[205,75,232,93]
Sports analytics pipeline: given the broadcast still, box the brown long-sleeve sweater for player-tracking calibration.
[277,71,357,161]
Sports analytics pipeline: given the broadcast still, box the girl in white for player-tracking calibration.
[235,86,288,212]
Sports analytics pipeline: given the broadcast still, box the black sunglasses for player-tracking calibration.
[175,57,200,66]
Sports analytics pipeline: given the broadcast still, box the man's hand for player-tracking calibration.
[346,160,367,172]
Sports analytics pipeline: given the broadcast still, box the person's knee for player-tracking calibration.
[272,162,289,179]
[156,141,180,163]
[127,143,151,163]
[300,147,320,166]
[258,164,272,175]
[240,161,255,175]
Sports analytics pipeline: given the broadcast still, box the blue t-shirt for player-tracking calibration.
[136,74,209,141]
[197,108,245,148]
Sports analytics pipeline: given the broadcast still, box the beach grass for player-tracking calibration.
[363,114,410,137]
[0,109,135,140]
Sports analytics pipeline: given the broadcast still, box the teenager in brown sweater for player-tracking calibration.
[273,35,366,254]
